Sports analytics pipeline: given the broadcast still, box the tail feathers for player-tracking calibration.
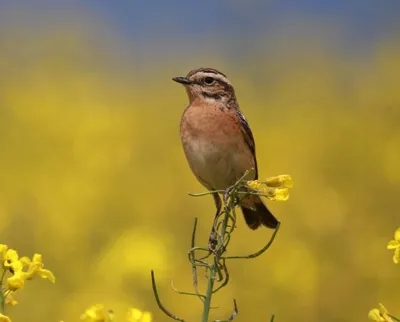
[240,196,279,230]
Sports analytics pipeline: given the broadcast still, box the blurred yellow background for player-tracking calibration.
[0,2,399,321]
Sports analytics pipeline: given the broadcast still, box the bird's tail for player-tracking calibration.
[240,195,279,230]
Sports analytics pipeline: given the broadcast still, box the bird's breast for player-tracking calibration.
[180,104,255,190]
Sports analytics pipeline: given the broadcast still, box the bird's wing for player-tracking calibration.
[236,110,258,179]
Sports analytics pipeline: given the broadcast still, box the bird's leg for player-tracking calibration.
[223,184,236,205]
[223,188,230,206]
[208,192,222,252]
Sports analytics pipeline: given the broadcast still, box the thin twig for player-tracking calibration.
[389,315,400,322]
[228,299,239,321]
[170,280,206,299]
[213,299,238,322]
[189,218,206,303]
[0,270,6,314]
[151,270,185,321]
[189,190,225,197]
[214,256,224,283]
[212,259,229,294]
[222,222,281,260]
[0,289,3,314]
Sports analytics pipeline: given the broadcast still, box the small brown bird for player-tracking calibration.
[173,68,278,231]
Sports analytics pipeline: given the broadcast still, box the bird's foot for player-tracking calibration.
[223,186,234,205]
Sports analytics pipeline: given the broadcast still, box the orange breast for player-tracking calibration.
[180,103,256,190]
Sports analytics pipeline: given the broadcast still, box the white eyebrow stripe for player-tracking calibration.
[195,72,232,86]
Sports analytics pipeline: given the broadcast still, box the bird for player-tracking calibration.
[173,67,279,234]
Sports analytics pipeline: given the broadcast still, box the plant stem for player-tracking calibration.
[202,262,216,322]
[202,195,233,322]
[0,269,5,314]
[389,315,400,322]
[0,286,4,314]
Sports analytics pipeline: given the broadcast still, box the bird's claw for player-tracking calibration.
[223,186,234,205]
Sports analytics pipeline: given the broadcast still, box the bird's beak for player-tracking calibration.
[172,76,191,85]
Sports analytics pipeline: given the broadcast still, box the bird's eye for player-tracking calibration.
[204,77,215,85]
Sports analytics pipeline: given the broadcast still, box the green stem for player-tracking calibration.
[0,269,5,314]
[0,291,4,314]
[389,315,400,322]
[202,263,216,322]
[222,222,280,260]
[202,192,236,321]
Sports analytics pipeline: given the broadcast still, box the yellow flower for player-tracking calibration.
[7,270,26,291]
[247,180,261,190]
[81,304,113,322]
[266,188,290,201]
[246,174,293,202]
[141,313,151,322]
[126,308,152,322]
[9,258,24,276]
[6,258,26,291]
[387,228,400,264]
[265,175,294,188]
[20,254,55,283]
[369,309,386,321]
[3,249,19,270]
[4,291,18,306]
[368,304,393,322]
[0,313,12,322]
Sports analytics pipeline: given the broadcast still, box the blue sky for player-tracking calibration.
[89,0,399,39]
[1,1,399,65]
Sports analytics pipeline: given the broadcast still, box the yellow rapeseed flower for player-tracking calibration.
[81,304,113,322]
[246,174,293,201]
[387,228,400,264]
[20,254,55,283]
[369,309,386,322]
[265,174,294,188]
[141,313,151,322]
[368,304,393,322]
[126,308,152,322]
[0,313,12,322]
[267,188,290,201]
[6,259,26,291]
[247,180,261,190]
[7,270,26,291]
[3,249,19,270]
[4,291,18,306]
